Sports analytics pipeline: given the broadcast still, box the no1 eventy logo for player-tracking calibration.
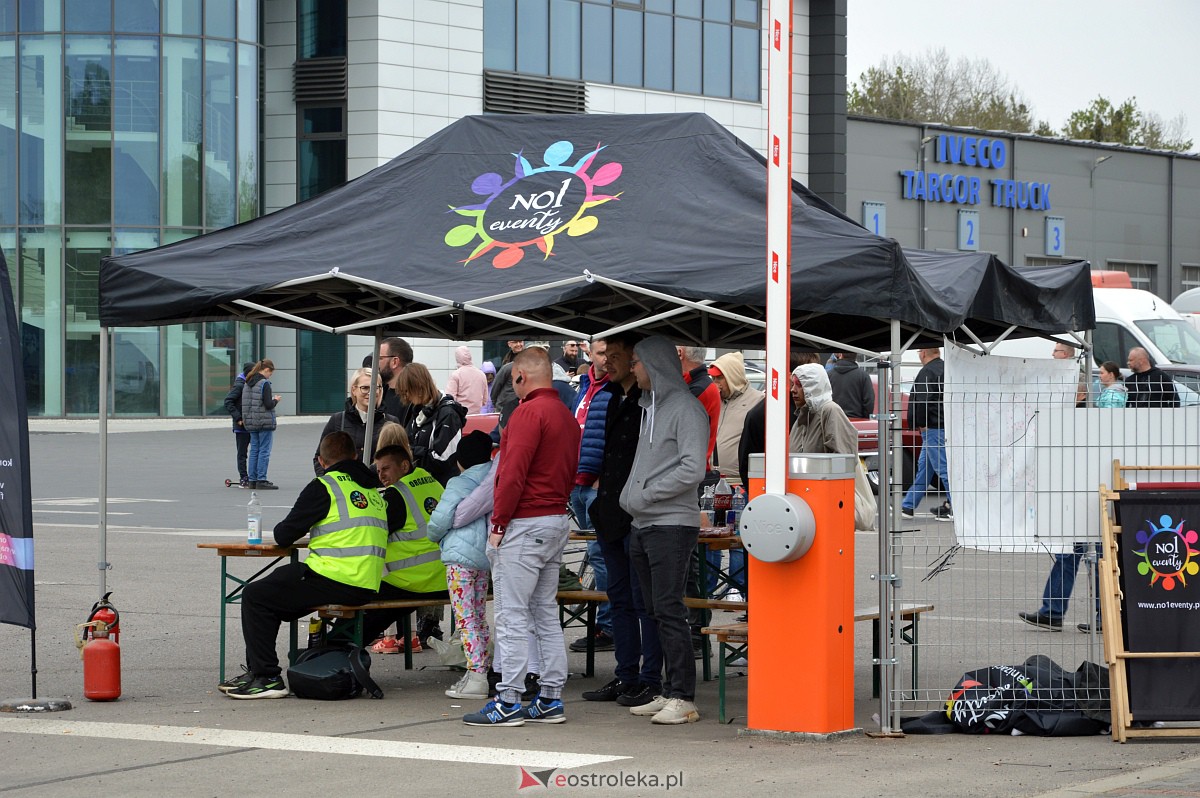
[445,140,622,269]
[1133,513,1200,590]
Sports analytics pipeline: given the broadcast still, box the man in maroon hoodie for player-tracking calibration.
[463,347,580,727]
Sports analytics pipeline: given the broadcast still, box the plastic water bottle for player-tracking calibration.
[247,491,263,545]
[728,486,746,532]
[700,484,715,529]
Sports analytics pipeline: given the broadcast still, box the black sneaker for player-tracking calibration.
[256,480,279,490]
[900,507,915,518]
[582,678,631,702]
[616,682,660,707]
[569,630,615,652]
[226,674,288,699]
[217,667,253,694]
[1018,611,1063,631]
[1078,620,1103,633]
[523,673,541,701]
[931,502,953,520]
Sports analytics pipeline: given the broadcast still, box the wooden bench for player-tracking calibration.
[314,589,612,676]
[700,603,935,724]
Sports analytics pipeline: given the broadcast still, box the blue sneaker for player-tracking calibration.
[521,697,566,724]
[463,699,525,727]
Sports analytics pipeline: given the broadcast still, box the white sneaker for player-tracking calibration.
[629,695,669,716]
[446,670,490,699]
[651,697,700,725]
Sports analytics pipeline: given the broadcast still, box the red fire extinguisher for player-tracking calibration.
[86,592,120,643]
[76,620,122,701]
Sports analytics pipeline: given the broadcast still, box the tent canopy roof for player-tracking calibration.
[101,113,1093,349]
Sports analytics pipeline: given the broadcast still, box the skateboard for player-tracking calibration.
[224,479,249,488]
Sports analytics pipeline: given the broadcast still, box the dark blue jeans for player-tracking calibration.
[598,532,662,690]
[1040,543,1100,619]
[630,524,698,701]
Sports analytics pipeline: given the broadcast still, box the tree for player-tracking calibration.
[848,49,1044,133]
[1062,96,1192,152]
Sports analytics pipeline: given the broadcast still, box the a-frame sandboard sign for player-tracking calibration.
[1101,460,1200,742]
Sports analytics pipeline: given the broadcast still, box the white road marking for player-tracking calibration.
[36,523,243,537]
[33,497,177,505]
[33,510,133,515]
[0,717,627,769]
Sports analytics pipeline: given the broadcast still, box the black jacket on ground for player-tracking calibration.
[909,356,945,430]
[273,459,382,546]
[312,398,399,474]
[589,381,642,542]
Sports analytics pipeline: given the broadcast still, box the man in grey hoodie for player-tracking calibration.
[619,335,709,725]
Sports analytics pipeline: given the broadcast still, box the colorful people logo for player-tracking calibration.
[349,490,369,510]
[445,140,622,269]
[1132,514,1200,590]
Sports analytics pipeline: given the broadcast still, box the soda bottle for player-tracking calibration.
[307,617,324,649]
[247,491,263,545]
[713,477,732,526]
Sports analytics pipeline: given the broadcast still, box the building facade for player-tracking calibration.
[847,116,1200,299]
[2,0,844,417]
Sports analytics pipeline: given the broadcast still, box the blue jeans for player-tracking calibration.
[728,547,747,595]
[902,427,949,511]
[247,429,274,482]
[570,484,611,634]
[1040,543,1101,619]
[598,532,662,690]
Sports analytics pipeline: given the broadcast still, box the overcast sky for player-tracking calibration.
[846,0,1197,151]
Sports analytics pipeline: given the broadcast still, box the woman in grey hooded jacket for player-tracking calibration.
[619,335,709,724]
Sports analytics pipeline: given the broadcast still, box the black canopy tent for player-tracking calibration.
[100,113,1094,350]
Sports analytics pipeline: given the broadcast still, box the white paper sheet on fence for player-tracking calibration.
[945,347,1200,552]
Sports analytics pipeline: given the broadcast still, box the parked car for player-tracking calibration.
[853,377,924,491]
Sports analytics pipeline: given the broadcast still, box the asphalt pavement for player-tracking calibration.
[2,418,1200,797]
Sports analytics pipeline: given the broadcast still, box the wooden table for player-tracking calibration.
[197,541,304,681]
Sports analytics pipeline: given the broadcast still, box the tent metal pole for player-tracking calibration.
[98,326,110,599]
[230,300,336,332]
[362,330,381,465]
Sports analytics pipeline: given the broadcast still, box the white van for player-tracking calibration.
[1090,287,1200,368]
[1170,286,1200,336]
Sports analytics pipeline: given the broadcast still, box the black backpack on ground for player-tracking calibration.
[286,644,383,700]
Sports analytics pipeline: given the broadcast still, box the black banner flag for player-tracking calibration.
[1117,490,1200,721]
[0,251,34,629]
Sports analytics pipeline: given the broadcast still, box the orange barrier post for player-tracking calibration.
[744,453,856,736]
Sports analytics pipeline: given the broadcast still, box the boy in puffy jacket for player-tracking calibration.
[427,430,496,700]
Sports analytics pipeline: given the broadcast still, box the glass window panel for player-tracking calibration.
[676,0,701,18]
[65,0,109,31]
[163,0,199,35]
[0,1,14,32]
[204,39,235,228]
[703,0,730,21]
[162,38,201,227]
[580,3,611,82]
[645,0,670,11]
[64,229,105,415]
[20,35,63,225]
[163,323,202,416]
[483,0,515,70]
[112,327,160,414]
[116,0,160,34]
[643,12,671,91]
[205,321,236,415]
[297,0,346,59]
[64,36,112,225]
[19,0,59,31]
[549,0,579,79]
[612,8,641,86]
[298,138,346,201]
[301,106,342,134]
[113,37,160,226]
[0,37,15,225]
[18,226,62,415]
[673,17,700,94]
[733,0,757,23]
[161,228,197,245]
[298,330,346,413]
[237,0,256,42]
[236,43,258,223]
[516,0,548,75]
[702,21,730,97]
[205,0,234,38]
[731,23,758,101]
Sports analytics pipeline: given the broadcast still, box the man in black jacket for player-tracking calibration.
[828,353,876,419]
[1126,347,1180,407]
[901,347,952,520]
[222,362,255,488]
[580,333,662,708]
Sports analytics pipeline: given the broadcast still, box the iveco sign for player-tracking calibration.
[899,134,1052,210]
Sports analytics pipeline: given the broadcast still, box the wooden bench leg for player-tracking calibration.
[718,640,728,724]
[400,612,413,670]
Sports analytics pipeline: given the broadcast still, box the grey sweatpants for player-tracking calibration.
[488,514,569,704]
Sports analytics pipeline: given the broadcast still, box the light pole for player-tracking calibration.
[918,135,933,249]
